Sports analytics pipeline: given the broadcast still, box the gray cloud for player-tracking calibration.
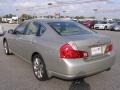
[0,0,120,19]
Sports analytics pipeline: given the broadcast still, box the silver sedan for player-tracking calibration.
[3,19,115,81]
[110,22,120,31]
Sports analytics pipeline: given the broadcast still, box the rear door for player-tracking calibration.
[19,21,46,61]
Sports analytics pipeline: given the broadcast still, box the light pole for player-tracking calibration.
[47,3,53,18]
[48,2,61,19]
[93,9,98,19]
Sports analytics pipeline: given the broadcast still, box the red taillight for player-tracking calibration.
[105,43,112,53]
[60,43,88,59]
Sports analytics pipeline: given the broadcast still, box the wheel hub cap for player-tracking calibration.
[33,58,43,78]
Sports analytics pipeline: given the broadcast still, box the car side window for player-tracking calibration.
[26,22,40,36]
[15,22,28,35]
[39,24,46,36]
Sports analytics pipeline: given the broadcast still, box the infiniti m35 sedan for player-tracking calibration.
[3,19,115,81]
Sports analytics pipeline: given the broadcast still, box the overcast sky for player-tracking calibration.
[0,0,120,19]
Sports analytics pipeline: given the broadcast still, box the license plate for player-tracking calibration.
[91,46,102,56]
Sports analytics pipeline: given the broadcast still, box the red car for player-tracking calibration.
[83,20,96,29]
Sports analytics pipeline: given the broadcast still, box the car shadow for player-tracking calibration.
[69,78,91,90]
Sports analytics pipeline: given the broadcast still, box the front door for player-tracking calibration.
[8,22,29,56]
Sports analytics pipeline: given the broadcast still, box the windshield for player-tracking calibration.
[108,21,114,24]
[48,21,95,36]
[97,21,107,24]
[117,22,120,25]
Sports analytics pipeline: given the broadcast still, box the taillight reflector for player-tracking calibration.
[60,43,88,59]
[105,43,112,53]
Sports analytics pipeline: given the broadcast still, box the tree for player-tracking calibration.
[3,14,16,18]
[19,14,34,22]
[103,17,107,21]
[88,16,96,19]
[75,16,85,19]
[60,16,64,18]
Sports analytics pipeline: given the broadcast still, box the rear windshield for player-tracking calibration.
[48,21,95,36]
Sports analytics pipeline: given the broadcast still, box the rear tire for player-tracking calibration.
[110,29,113,31]
[32,54,49,81]
[104,26,107,30]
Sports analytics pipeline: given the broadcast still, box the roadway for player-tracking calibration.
[0,24,120,90]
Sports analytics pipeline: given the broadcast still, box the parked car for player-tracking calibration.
[71,19,78,22]
[78,20,84,24]
[2,19,115,81]
[82,20,96,29]
[0,24,4,36]
[110,21,120,31]
[94,21,114,30]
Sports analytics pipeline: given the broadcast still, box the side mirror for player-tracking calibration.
[8,29,14,34]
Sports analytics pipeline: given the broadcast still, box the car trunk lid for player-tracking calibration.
[63,34,111,60]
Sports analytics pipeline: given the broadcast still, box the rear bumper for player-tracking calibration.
[49,52,115,80]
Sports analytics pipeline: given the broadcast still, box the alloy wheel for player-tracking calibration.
[33,57,44,79]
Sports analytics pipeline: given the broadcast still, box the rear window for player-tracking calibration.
[48,21,95,36]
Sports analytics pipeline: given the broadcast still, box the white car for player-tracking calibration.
[94,21,114,30]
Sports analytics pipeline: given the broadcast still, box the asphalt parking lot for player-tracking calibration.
[0,24,120,90]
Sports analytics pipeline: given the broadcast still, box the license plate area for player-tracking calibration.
[91,46,102,56]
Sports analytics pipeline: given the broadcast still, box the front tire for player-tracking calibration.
[32,54,49,81]
[91,26,94,29]
[3,40,11,55]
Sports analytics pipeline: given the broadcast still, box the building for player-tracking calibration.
[2,16,18,24]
